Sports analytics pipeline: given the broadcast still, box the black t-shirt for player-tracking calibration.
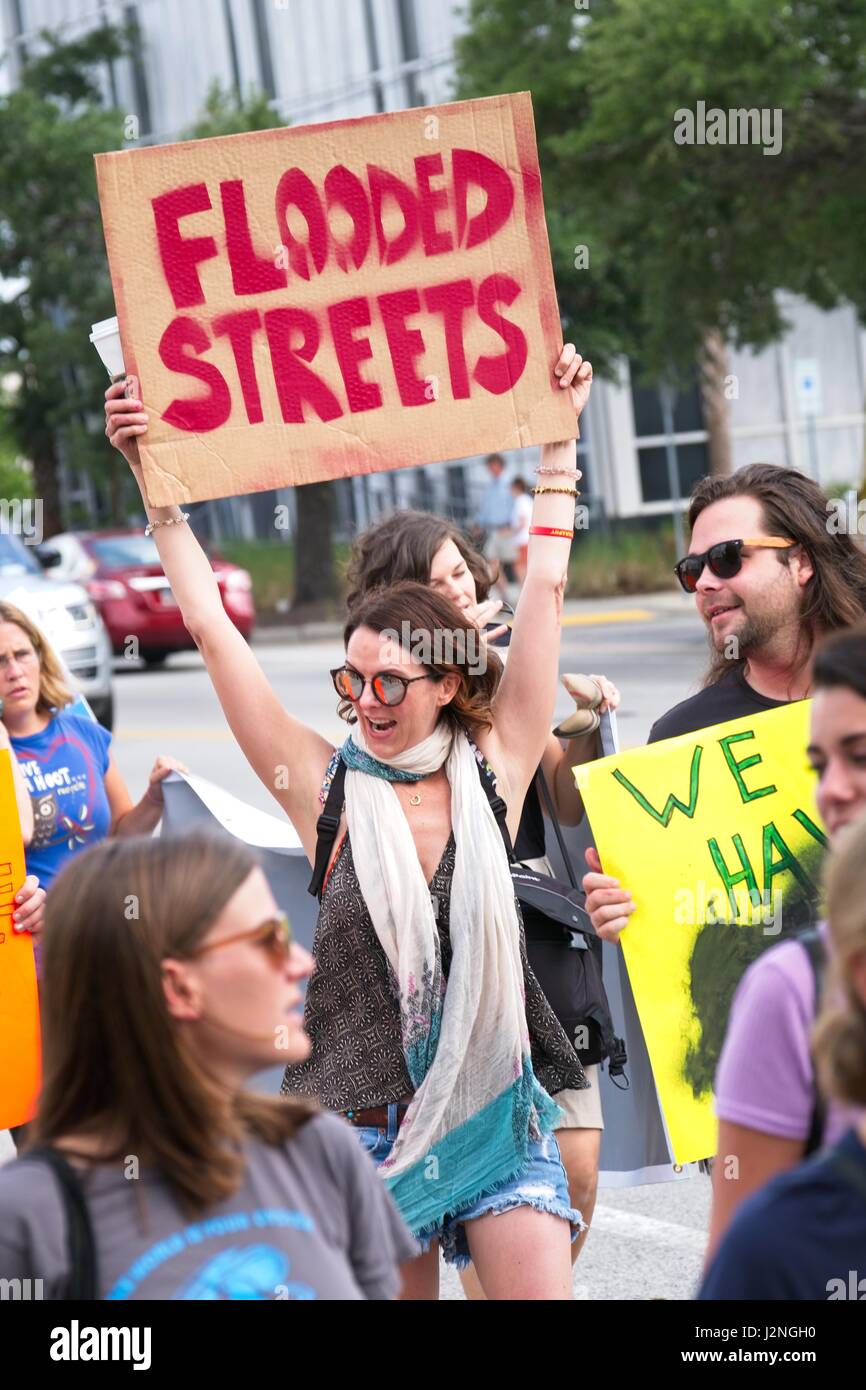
[648,666,794,744]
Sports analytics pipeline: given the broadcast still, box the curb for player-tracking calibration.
[250,588,693,647]
[253,620,343,646]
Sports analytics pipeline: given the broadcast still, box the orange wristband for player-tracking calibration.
[529,526,574,539]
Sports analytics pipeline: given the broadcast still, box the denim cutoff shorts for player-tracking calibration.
[355,1103,585,1269]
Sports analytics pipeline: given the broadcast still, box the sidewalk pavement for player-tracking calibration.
[251,588,693,646]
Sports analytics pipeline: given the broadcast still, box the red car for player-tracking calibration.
[47,530,256,664]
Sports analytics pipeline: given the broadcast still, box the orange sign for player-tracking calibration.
[95,92,574,506]
[0,749,38,1129]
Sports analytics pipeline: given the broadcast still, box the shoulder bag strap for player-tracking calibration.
[474,755,515,861]
[24,1147,98,1299]
[308,756,348,901]
[798,927,827,1156]
[533,768,579,890]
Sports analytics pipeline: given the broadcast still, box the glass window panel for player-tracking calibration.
[638,444,709,502]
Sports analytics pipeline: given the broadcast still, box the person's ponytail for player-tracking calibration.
[813,818,866,1109]
[814,978,866,1109]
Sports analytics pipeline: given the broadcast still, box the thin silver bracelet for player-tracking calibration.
[145,512,189,537]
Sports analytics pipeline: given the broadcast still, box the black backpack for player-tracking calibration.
[308,753,626,1075]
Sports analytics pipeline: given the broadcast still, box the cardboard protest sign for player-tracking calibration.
[95,92,574,507]
[0,749,39,1129]
[575,701,826,1164]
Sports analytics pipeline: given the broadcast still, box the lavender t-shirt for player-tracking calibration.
[715,923,863,1146]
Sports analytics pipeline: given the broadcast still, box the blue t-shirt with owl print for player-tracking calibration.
[11,709,112,891]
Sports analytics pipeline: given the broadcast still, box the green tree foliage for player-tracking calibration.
[183,82,279,140]
[456,0,866,381]
[0,25,127,533]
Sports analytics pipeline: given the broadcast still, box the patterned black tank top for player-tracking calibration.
[281,817,587,1112]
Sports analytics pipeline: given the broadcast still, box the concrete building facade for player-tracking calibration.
[3,0,864,540]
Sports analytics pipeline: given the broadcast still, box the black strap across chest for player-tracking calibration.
[23,1147,98,1299]
[308,753,514,901]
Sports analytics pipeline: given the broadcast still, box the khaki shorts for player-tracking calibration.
[484,529,517,565]
[553,1064,604,1131]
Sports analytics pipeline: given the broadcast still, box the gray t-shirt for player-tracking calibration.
[0,1112,417,1300]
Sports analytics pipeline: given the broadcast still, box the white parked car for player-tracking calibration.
[0,532,114,730]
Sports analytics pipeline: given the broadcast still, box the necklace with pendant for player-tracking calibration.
[409,791,422,806]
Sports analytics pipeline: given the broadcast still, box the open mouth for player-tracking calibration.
[366,715,398,738]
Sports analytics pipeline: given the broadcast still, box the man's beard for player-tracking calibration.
[708,604,780,659]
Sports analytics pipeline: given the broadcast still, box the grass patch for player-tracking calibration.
[222,528,680,619]
[218,540,294,615]
[567,527,679,597]
[219,539,352,618]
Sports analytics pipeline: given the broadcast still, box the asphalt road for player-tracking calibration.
[106,593,715,1300]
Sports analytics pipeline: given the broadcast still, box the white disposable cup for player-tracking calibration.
[89,316,126,382]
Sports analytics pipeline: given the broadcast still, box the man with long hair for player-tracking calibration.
[583,462,866,940]
[651,463,866,741]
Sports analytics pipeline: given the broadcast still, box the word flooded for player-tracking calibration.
[151,150,527,431]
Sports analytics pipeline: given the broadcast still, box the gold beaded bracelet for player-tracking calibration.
[531,485,581,497]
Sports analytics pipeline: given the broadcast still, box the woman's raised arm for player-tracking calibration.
[479,346,591,834]
[104,381,333,860]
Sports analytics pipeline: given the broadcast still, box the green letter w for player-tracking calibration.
[612,745,703,827]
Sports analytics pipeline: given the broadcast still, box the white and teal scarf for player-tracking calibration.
[341,722,560,1237]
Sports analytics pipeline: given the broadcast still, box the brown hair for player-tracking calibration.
[29,831,315,1212]
[0,600,74,714]
[687,465,866,686]
[813,816,866,1108]
[813,622,866,702]
[345,510,493,610]
[342,580,501,733]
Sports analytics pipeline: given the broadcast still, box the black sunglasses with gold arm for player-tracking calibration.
[675,537,795,594]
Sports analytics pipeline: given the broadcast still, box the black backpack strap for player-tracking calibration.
[533,767,579,890]
[798,926,827,1156]
[23,1147,98,1299]
[308,756,348,901]
[474,754,515,861]
[311,751,514,894]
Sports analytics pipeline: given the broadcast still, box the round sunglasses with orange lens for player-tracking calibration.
[330,665,435,707]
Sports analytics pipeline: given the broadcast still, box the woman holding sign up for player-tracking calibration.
[105,343,591,1301]
[343,507,620,1294]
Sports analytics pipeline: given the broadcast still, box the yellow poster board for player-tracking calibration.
[0,748,38,1130]
[576,701,825,1164]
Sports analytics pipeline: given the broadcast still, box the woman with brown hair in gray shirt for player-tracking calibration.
[0,831,417,1300]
